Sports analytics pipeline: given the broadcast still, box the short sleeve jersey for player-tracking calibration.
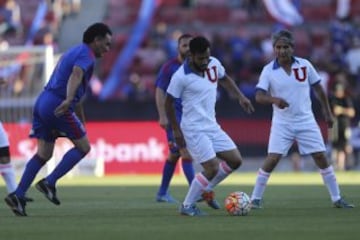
[256,57,321,123]
[45,43,95,104]
[167,56,225,131]
[155,58,182,118]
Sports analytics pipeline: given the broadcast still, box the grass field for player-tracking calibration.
[0,172,359,240]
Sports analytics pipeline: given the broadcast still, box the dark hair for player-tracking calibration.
[189,36,210,54]
[178,33,192,44]
[271,29,294,47]
[83,22,112,44]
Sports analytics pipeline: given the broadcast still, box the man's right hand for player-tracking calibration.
[54,99,72,117]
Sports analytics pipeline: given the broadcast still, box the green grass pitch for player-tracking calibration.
[0,172,359,240]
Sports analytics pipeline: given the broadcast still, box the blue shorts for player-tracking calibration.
[30,91,86,143]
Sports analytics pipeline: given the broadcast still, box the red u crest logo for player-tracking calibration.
[205,66,218,83]
[293,67,307,82]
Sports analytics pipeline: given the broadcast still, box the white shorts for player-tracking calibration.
[268,121,326,155]
[0,122,9,147]
[183,127,237,163]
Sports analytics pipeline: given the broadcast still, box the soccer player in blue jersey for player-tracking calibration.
[4,22,112,216]
[155,34,195,203]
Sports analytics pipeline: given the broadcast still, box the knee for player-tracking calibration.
[80,144,91,155]
[0,146,10,164]
[312,152,329,169]
[0,157,10,164]
[167,153,180,164]
[234,157,242,169]
[33,154,50,165]
[262,155,281,172]
[204,163,219,179]
[209,165,219,178]
[37,152,53,163]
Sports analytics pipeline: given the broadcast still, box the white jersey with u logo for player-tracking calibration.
[256,56,321,124]
[257,56,326,155]
[167,56,225,132]
[167,56,237,162]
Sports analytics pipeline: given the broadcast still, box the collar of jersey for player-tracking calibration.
[272,56,298,69]
[183,58,213,75]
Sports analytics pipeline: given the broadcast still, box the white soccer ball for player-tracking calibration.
[224,191,251,216]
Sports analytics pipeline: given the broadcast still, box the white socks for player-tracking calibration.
[205,161,233,191]
[0,163,17,193]
[250,166,341,203]
[183,161,234,207]
[183,173,208,207]
[251,168,270,200]
[320,165,341,202]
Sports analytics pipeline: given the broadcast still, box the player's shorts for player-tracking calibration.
[30,91,86,143]
[268,120,326,155]
[183,127,236,163]
[0,122,9,147]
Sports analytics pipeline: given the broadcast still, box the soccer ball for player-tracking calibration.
[224,191,251,216]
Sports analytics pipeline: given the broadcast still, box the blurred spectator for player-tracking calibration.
[336,0,351,19]
[0,34,9,49]
[122,72,153,102]
[136,38,166,72]
[33,27,58,52]
[329,16,354,67]
[0,0,21,34]
[344,37,360,79]
[329,74,356,171]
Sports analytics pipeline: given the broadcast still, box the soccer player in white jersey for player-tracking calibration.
[165,36,255,216]
[250,29,354,209]
[0,78,33,202]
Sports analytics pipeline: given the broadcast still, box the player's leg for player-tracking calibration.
[5,139,54,216]
[46,135,90,186]
[156,127,181,202]
[312,151,354,208]
[0,123,17,193]
[157,129,195,203]
[0,146,17,193]
[204,129,242,192]
[156,151,180,203]
[180,157,219,216]
[36,135,90,205]
[250,122,292,208]
[16,139,54,198]
[298,122,353,208]
[180,148,195,185]
[250,153,282,208]
[35,110,89,205]
[178,131,219,215]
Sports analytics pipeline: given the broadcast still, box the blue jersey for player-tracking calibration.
[155,58,182,120]
[155,58,183,153]
[45,43,95,105]
[30,43,95,142]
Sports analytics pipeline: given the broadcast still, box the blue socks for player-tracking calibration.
[46,148,86,186]
[15,148,86,198]
[157,161,176,196]
[157,158,195,196]
[182,158,195,185]
[16,155,45,198]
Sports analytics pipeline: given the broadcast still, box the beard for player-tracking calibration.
[193,62,208,72]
